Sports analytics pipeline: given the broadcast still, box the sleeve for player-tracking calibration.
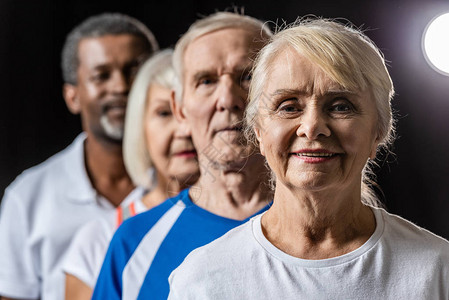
[0,188,40,299]
[62,218,113,288]
[91,226,130,300]
[167,269,183,300]
[167,259,199,300]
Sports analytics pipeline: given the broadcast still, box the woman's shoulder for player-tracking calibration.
[169,219,256,295]
[173,217,255,268]
[190,216,254,260]
[376,207,449,255]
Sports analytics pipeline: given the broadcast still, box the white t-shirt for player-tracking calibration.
[169,207,449,300]
[62,193,148,288]
[0,134,136,300]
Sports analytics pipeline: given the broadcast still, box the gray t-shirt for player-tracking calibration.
[169,207,449,300]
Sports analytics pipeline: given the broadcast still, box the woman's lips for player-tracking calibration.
[173,150,197,158]
[291,149,339,163]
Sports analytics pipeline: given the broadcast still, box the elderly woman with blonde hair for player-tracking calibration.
[168,19,449,299]
[63,49,199,300]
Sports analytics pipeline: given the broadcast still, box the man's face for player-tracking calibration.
[180,28,264,172]
[68,34,148,144]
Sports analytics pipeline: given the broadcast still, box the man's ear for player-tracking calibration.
[171,90,186,123]
[63,83,81,114]
[170,90,191,134]
[254,126,265,156]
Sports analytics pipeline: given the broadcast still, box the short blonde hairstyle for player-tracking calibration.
[172,11,273,102]
[123,49,175,188]
[246,18,395,206]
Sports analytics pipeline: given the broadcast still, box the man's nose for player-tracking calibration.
[215,75,245,112]
[109,71,130,94]
[173,121,191,139]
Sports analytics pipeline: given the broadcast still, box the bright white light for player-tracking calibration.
[423,12,449,76]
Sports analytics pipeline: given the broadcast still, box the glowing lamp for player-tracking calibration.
[422,12,449,76]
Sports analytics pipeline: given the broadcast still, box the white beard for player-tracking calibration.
[100,114,124,141]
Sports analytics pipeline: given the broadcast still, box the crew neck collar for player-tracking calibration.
[252,207,385,268]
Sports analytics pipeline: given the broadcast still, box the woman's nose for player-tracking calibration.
[296,107,331,140]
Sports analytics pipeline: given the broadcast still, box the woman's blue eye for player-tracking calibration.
[329,98,355,112]
[241,73,252,81]
[277,99,300,114]
[281,105,297,112]
[332,104,351,111]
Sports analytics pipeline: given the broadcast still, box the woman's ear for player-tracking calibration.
[63,84,81,114]
[254,126,265,156]
[369,133,382,159]
[369,146,377,160]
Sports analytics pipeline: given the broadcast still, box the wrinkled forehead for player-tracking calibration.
[264,47,348,97]
[183,28,264,77]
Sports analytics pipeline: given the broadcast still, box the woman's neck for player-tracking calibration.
[142,172,185,210]
[261,181,376,260]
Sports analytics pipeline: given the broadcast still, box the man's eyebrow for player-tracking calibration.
[90,64,110,71]
[89,56,144,71]
[192,70,215,82]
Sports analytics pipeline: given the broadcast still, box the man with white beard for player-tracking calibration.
[0,13,157,300]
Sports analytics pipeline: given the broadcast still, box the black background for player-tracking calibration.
[1,0,449,239]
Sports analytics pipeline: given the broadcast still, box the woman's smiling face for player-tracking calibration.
[145,84,198,186]
[255,48,380,193]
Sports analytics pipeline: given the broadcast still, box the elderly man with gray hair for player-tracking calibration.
[0,13,157,300]
[92,11,273,300]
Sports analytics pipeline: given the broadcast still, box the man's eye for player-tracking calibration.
[124,64,140,80]
[199,78,214,85]
[157,110,172,117]
[128,67,139,78]
[91,73,109,82]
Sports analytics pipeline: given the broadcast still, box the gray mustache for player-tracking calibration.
[101,98,127,114]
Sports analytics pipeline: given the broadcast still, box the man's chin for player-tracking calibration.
[200,154,248,173]
[100,116,124,141]
[105,130,124,141]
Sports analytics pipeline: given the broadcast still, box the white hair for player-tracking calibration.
[123,49,175,188]
[172,11,273,102]
[246,18,395,207]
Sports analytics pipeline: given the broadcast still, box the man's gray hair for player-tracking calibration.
[172,11,273,102]
[61,13,159,85]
